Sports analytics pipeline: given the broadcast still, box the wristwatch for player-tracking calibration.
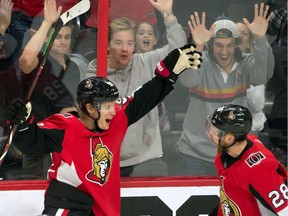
[162,11,174,18]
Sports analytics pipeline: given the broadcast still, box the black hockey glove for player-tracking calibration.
[155,44,202,83]
[5,98,33,132]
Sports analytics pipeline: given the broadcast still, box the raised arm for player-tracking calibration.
[243,2,275,85]
[149,0,175,23]
[145,0,187,69]
[125,44,202,125]
[19,0,62,74]
[0,0,13,35]
[149,0,187,49]
[188,11,215,51]
[243,2,273,39]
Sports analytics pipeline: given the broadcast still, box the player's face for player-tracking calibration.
[207,124,222,145]
[212,38,236,72]
[206,114,224,146]
[207,124,232,154]
[108,30,135,69]
[97,101,116,130]
[50,26,72,56]
[236,23,250,53]
[135,23,157,53]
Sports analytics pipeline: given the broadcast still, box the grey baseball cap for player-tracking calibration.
[211,20,240,38]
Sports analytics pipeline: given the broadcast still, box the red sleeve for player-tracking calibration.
[38,113,74,130]
[249,161,288,215]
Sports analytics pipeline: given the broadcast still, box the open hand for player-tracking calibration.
[0,0,13,33]
[148,0,173,14]
[243,2,273,38]
[44,0,62,25]
[188,12,213,47]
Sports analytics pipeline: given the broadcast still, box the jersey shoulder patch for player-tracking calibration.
[245,151,266,168]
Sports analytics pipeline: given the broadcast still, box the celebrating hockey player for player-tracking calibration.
[4,44,202,216]
[206,104,288,216]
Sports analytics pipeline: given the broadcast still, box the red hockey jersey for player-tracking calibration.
[13,77,173,215]
[41,108,128,215]
[215,134,288,216]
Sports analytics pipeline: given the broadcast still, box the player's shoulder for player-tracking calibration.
[54,112,76,118]
[38,113,79,129]
[244,141,279,170]
[44,113,77,123]
[115,96,133,111]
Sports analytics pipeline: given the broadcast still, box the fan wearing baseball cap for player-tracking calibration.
[175,2,275,176]
[211,19,240,38]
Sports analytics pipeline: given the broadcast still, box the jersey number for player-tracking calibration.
[43,80,67,101]
[268,183,288,208]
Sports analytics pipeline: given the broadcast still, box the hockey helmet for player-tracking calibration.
[211,104,252,136]
[77,76,119,110]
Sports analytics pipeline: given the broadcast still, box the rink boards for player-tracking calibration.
[0,177,220,216]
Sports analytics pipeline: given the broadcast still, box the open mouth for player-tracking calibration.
[120,53,128,58]
[120,55,129,61]
[220,56,229,61]
[143,40,150,46]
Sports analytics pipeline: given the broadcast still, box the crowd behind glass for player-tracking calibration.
[0,0,286,180]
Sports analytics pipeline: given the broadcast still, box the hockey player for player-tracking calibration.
[206,104,288,216]
[4,44,202,216]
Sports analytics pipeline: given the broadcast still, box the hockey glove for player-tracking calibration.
[155,44,202,83]
[5,98,33,132]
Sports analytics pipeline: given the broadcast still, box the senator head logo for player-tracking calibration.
[86,140,113,186]
[219,176,241,216]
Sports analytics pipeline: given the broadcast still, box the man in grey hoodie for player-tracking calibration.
[86,0,187,176]
[177,3,274,176]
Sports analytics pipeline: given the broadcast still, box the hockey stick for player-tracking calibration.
[0,0,91,166]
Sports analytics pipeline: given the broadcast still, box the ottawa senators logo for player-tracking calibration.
[85,79,93,89]
[245,151,265,168]
[220,176,242,216]
[228,111,235,120]
[86,137,113,186]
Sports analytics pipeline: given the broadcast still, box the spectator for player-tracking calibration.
[266,0,287,167]
[177,3,274,176]
[236,22,253,53]
[87,0,187,177]
[206,104,287,216]
[266,0,287,47]
[0,0,23,179]
[236,21,267,135]
[18,0,81,179]
[9,0,78,62]
[246,85,267,134]
[135,21,171,133]
[135,21,159,53]
[0,0,17,75]
[19,0,80,118]
[5,44,202,216]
